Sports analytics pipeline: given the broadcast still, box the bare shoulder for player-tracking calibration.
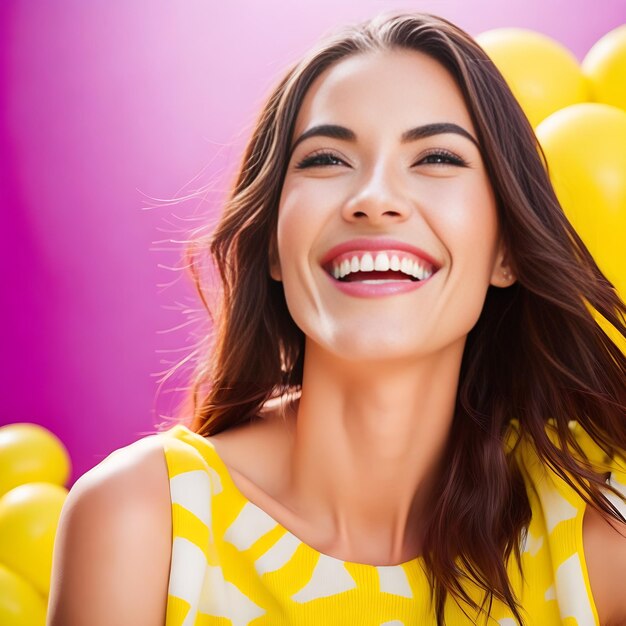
[583,502,626,626]
[47,434,172,626]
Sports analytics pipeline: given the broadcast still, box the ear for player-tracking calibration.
[268,231,282,282]
[489,240,516,288]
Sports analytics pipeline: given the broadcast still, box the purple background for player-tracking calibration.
[2,0,625,486]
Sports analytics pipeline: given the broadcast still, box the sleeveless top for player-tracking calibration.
[158,420,626,626]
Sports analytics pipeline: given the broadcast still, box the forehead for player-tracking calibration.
[293,49,475,138]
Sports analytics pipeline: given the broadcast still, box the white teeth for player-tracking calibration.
[341,258,351,278]
[374,253,390,271]
[330,251,435,281]
[360,253,375,272]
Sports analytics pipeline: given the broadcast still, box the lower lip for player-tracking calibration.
[325,271,437,297]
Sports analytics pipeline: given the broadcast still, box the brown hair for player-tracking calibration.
[176,11,626,625]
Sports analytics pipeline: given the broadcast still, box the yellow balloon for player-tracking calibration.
[0,482,68,597]
[0,564,47,626]
[476,28,589,128]
[583,25,626,112]
[536,103,626,350]
[0,423,71,497]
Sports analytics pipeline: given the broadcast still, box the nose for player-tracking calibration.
[341,162,412,224]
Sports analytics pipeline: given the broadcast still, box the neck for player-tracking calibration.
[281,337,465,565]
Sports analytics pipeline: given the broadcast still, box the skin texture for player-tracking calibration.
[47,436,172,626]
[46,48,626,626]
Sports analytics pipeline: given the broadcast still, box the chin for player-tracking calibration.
[326,335,435,364]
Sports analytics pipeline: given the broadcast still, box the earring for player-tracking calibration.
[502,269,512,281]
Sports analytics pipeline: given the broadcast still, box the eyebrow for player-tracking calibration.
[289,122,481,154]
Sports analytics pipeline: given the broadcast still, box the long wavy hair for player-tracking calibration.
[177,11,626,625]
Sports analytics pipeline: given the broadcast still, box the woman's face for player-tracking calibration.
[271,49,512,364]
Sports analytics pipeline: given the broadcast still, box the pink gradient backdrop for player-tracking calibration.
[2,0,625,484]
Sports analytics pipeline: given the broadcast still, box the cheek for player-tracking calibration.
[273,212,315,324]
[275,210,304,277]
[276,185,328,269]
[435,185,500,330]
[422,183,500,340]
[274,190,331,336]
[429,180,499,263]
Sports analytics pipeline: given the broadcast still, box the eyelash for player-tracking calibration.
[294,149,469,169]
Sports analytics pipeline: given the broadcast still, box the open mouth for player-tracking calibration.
[334,269,423,283]
[323,251,437,284]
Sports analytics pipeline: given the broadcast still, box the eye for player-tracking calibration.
[417,149,468,167]
[294,148,469,170]
[294,150,346,169]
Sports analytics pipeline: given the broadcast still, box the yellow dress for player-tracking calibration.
[159,420,626,626]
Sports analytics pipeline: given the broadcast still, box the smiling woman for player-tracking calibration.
[47,10,626,626]
[271,48,504,366]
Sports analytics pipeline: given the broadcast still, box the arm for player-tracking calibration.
[584,503,626,626]
[46,436,172,626]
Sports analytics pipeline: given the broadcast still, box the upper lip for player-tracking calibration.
[320,237,441,271]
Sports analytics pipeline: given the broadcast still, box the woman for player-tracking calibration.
[48,11,626,626]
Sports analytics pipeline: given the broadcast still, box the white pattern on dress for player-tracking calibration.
[555,553,596,626]
[377,565,413,598]
[169,470,212,526]
[168,537,208,626]
[224,501,279,551]
[536,479,578,533]
[292,553,357,602]
[198,571,266,626]
[255,531,301,575]
[520,527,544,557]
